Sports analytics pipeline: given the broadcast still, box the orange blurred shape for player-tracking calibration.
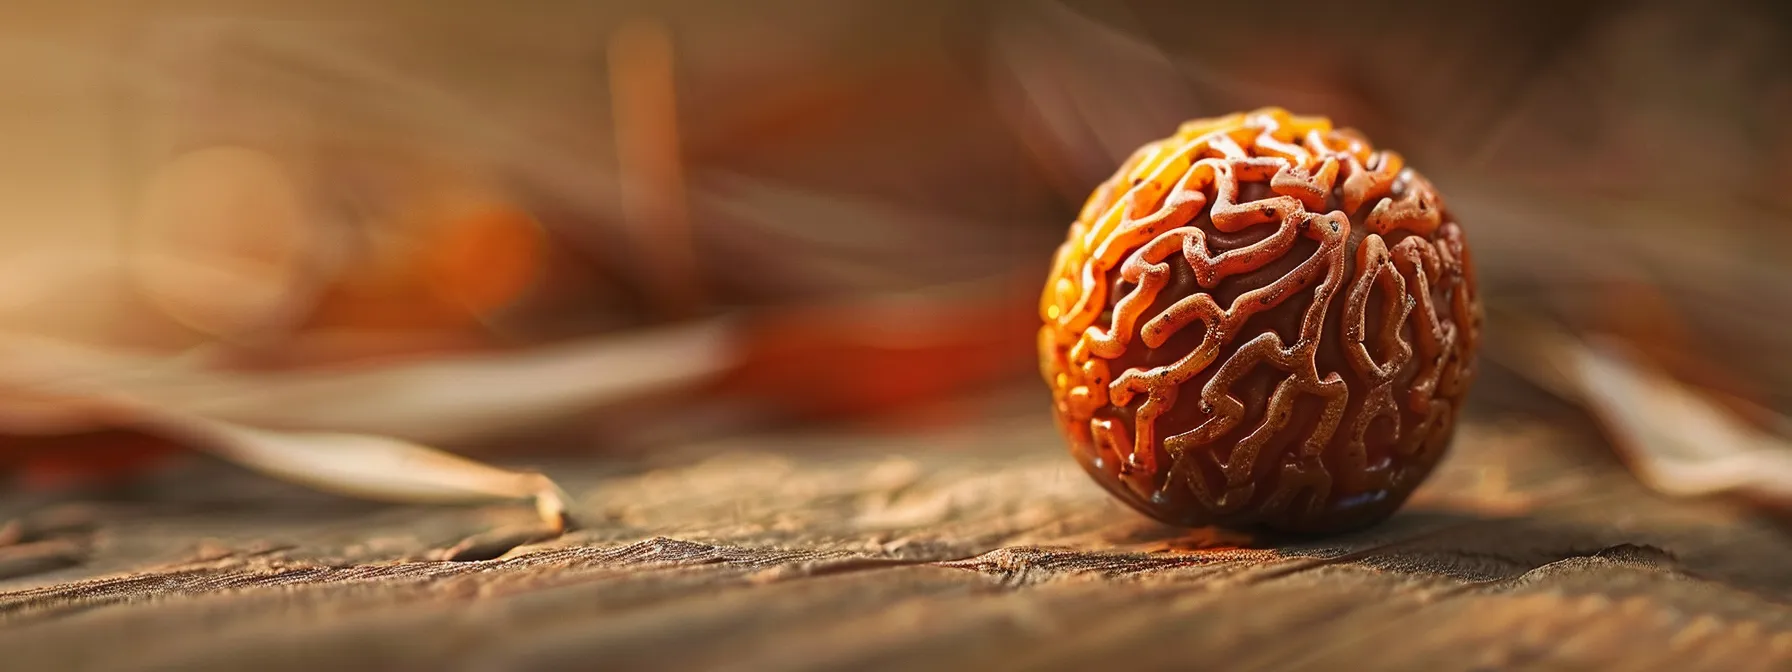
[714,290,1039,421]
[308,194,545,333]
[0,431,183,491]
[421,206,546,318]
[129,147,546,344]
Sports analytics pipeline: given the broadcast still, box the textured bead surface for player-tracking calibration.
[1038,109,1482,533]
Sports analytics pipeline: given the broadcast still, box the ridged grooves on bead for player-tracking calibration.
[1039,108,1482,533]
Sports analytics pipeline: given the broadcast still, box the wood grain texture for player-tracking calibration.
[2,396,1791,671]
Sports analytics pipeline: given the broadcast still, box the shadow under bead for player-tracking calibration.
[1038,108,1482,534]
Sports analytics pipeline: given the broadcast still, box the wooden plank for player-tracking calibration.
[2,404,1790,671]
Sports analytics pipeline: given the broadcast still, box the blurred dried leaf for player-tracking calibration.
[0,320,736,447]
[0,330,612,527]
[1495,314,1792,508]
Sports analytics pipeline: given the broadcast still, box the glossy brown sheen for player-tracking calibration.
[1038,108,1481,533]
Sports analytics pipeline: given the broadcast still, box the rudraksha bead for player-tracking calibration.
[1039,108,1481,533]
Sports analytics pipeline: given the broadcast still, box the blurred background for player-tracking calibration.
[1,0,1789,504]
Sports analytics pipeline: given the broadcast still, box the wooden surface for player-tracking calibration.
[4,389,1792,671]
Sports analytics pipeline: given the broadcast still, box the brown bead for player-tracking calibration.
[1038,109,1482,534]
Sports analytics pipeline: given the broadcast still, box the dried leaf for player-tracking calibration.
[0,319,737,446]
[1492,314,1792,507]
[0,320,739,528]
